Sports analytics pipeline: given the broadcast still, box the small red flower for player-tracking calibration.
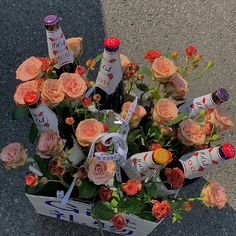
[144,50,161,62]
[65,117,74,125]
[121,179,142,196]
[112,213,127,230]
[185,45,197,57]
[93,94,101,102]
[150,143,161,151]
[25,173,38,187]
[77,166,88,179]
[76,65,86,76]
[81,97,92,107]
[165,167,185,188]
[98,186,113,201]
[182,201,193,212]
[86,58,95,70]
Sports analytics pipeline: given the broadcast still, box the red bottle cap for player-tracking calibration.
[104,37,120,49]
[24,91,39,105]
[221,143,235,158]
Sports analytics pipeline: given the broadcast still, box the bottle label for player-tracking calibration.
[95,49,122,95]
[46,27,74,69]
[178,93,216,117]
[180,147,224,179]
[29,104,59,133]
[123,151,160,181]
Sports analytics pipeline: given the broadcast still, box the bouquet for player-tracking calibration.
[1,33,234,234]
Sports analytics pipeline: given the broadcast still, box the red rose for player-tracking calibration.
[112,213,127,230]
[25,173,38,187]
[121,179,142,196]
[185,45,197,57]
[165,167,185,188]
[77,166,88,179]
[98,186,113,201]
[144,50,161,62]
[76,65,86,76]
[151,200,172,220]
[81,97,92,107]
[65,117,75,125]
[150,143,161,151]
[48,158,65,176]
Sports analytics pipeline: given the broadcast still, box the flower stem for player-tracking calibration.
[171,197,202,202]
[58,177,69,188]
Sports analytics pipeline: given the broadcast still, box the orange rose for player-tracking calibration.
[164,73,188,98]
[25,173,38,187]
[59,73,87,100]
[120,54,131,72]
[41,79,65,106]
[37,57,50,72]
[14,80,39,105]
[121,179,142,196]
[67,37,83,57]
[75,119,104,147]
[120,102,147,127]
[151,200,172,220]
[16,56,43,82]
[112,213,127,230]
[205,108,233,131]
[152,56,176,83]
[178,119,206,146]
[152,98,178,125]
[201,181,227,209]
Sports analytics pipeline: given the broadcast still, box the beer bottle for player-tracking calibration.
[94,36,124,112]
[44,15,75,77]
[178,88,229,118]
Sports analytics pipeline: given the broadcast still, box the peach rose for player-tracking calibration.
[41,79,65,105]
[67,37,83,57]
[151,200,172,220]
[16,56,43,82]
[205,108,233,131]
[86,158,116,185]
[120,102,147,127]
[178,119,206,146]
[75,119,104,147]
[37,130,64,158]
[14,80,39,105]
[152,98,178,125]
[164,73,188,98]
[59,73,87,100]
[152,56,176,83]
[121,179,142,196]
[120,54,131,72]
[0,143,27,169]
[201,181,227,209]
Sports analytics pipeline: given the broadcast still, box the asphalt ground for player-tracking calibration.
[0,0,236,235]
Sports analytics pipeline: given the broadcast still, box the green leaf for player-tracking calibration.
[92,201,115,221]
[127,128,142,142]
[150,89,161,100]
[145,183,158,198]
[136,83,149,92]
[127,141,140,155]
[118,197,144,214]
[33,155,52,178]
[25,182,44,195]
[12,105,30,120]
[111,198,119,208]
[169,112,188,126]
[78,179,97,199]
[136,211,156,222]
[29,123,38,143]
[162,51,172,59]
[47,70,58,79]
[93,53,103,64]
[139,65,152,76]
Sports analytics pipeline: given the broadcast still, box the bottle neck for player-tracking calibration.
[45,22,60,32]
[27,99,41,109]
[212,92,223,105]
[104,46,119,53]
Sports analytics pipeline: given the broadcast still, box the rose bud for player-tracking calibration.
[81,97,92,107]
[98,186,113,201]
[151,200,172,220]
[165,167,185,188]
[93,94,101,102]
[121,179,142,196]
[65,117,75,125]
[0,143,27,169]
[86,58,95,70]
[182,201,193,212]
[75,178,82,187]
[201,181,227,209]
[112,213,127,230]
[185,45,197,57]
[161,127,169,136]
[40,177,48,185]
[76,65,86,76]
[150,143,161,151]
[171,51,178,60]
[25,173,39,187]
[207,61,214,69]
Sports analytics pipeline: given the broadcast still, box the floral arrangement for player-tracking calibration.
[0,38,234,233]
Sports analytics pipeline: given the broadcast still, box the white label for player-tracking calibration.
[46,27,74,69]
[178,93,216,118]
[180,147,225,179]
[29,103,59,133]
[95,49,122,95]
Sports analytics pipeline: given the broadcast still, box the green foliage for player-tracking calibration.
[12,105,30,120]
[25,182,44,195]
[78,179,97,199]
[47,70,58,79]
[127,128,142,142]
[136,83,149,92]
[92,201,115,221]
[93,53,103,64]
[117,197,145,214]
[145,183,158,198]
[169,112,188,126]
[136,211,156,222]
[139,65,152,76]
[29,123,38,143]
[33,155,53,179]
[172,211,182,223]
[127,141,140,155]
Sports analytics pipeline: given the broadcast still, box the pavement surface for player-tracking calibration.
[0,0,236,235]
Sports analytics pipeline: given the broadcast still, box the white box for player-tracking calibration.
[26,194,161,236]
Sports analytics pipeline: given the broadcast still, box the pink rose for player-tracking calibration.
[16,56,43,82]
[14,80,39,105]
[201,181,227,209]
[37,130,64,158]
[0,143,27,169]
[41,79,65,106]
[164,73,188,98]
[120,102,147,127]
[178,119,206,146]
[75,119,104,147]
[59,73,87,100]
[205,108,233,131]
[152,98,178,125]
[152,56,176,83]
[112,213,127,230]
[86,158,116,185]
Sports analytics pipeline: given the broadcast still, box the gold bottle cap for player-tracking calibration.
[153,148,171,165]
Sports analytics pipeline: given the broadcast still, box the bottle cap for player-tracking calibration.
[221,143,235,159]
[215,88,229,102]
[43,15,59,26]
[24,91,39,105]
[153,148,172,165]
[104,37,120,49]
